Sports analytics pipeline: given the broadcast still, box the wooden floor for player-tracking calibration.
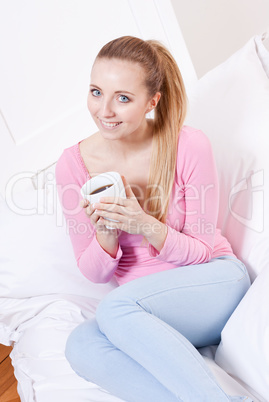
[0,344,20,402]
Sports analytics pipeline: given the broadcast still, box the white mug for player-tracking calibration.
[81,171,126,229]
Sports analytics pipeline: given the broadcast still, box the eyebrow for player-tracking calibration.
[90,84,135,96]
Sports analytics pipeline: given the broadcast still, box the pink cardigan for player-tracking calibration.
[56,126,235,285]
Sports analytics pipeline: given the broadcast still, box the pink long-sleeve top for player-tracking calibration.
[56,126,235,285]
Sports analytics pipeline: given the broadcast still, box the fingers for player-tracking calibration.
[94,210,123,224]
[98,196,127,206]
[95,203,141,220]
[80,199,99,225]
[80,199,89,208]
[81,199,98,218]
[94,202,124,215]
[80,198,117,231]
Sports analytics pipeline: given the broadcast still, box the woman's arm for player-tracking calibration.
[55,150,122,283]
[81,198,120,258]
[147,129,219,265]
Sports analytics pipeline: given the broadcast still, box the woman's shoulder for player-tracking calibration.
[175,125,215,179]
[178,125,212,155]
[55,138,90,186]
[56,142,81,171]
[179,125,209,142]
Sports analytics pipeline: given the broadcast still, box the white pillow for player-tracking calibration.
[186,35,269,281]
[215,266,269,401]
[186,35,269,401]
[0,185,117,300]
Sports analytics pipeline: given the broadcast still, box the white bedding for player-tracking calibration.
[7,297,257,402]
[1,34,269,402]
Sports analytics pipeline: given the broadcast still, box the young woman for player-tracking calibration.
[56,36,252,401]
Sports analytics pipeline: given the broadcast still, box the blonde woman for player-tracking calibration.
[56,36,252,401]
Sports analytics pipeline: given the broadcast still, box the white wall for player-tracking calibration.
[171,0,269,77]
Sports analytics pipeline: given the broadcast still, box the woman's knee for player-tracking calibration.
[96,285,139,336]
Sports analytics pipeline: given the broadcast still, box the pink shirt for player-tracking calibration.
[56,126,235,285]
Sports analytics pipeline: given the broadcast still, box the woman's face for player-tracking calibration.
[88,58,159,141]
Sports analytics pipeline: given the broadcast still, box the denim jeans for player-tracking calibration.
[65,257,252,402]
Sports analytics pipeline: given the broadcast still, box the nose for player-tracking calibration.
[100,98,116,118]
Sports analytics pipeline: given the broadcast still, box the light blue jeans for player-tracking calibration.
[66,257,252,402]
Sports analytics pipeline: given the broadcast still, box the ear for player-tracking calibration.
[146,92,161,113]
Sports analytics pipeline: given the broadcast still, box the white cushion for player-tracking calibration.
[186,35,269,401]
[215,266,269,401]
[1,184,116,299]
[186,35,269,282]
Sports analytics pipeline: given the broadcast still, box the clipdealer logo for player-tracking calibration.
[5,170,66,227]
[5,169,265,234]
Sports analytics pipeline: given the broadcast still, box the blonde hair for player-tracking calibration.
[96,36,187,222]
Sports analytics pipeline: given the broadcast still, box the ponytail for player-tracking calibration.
[96,36,187,222]
[145,40,187,222]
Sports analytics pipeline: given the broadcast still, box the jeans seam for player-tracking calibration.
[135,275,247,305]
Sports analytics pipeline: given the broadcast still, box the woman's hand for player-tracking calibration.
[80,199,115,233]
[80,198,119,258]
[93,176,168,251]
[91,177,147,235]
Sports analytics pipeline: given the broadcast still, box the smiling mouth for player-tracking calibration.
[99,119,122,128]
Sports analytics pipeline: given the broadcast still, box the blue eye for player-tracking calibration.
[119,95,130,103]
[91,89,101,97]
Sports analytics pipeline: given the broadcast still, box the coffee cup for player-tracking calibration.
[81,171,126,229]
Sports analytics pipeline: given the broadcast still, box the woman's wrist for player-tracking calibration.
[142,215,168,252]
[96,227,119,258]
